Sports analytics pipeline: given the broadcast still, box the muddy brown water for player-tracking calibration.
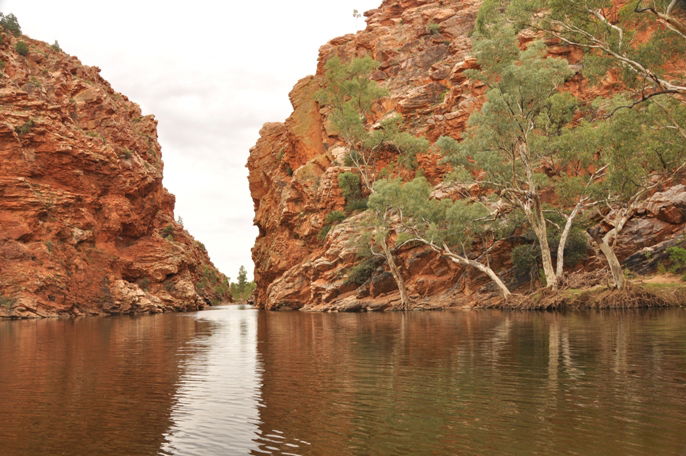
[0,306,685,455]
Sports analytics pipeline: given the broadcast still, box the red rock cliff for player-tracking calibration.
[0,32,230,318]
[248,0,686,311]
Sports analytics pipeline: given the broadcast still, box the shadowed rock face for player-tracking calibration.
[0,32,229,318]
[248,0,686,311]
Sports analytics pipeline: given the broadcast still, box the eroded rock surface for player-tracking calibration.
[0,32,229,318]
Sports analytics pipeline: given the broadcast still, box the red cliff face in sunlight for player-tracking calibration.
[0,32,229,318]
[249,0,686,311]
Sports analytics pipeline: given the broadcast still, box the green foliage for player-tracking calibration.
[15,41,28,56]
[338,172,362,199]
[15,119,34,136]
[345,198,368,213]
[338,172,367,212]
[196,241,207,253]
[120,149,133,159]
[318,224,333,241]
[663,247,686,280]
[427,23,441,35]
[161,225,174,240]
[230,265,256,301]
[369,177,493,250]
[365,116,430,169]
[196,265,232,304]
[512,244,540,282]
[326,210,346,225]
[0,12,21,36]
[51,40,62,52]
[315,55,388,144]
[575,96,686,204]
[483,0,685,97]
[345,256,384,286]
[0,60,5,73]
[319,210,348,240]
[511,224,589,282]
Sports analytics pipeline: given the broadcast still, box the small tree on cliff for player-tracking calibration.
[316,55,431,309]
[368,177,513,298]
[441,29,605,290]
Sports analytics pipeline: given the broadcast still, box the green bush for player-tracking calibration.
[0,13,21,36]
[15,119,34,136]
[161,225,174,240]
[427,23,441,35]
[667,247,686,268]
[664,246,686,280]
[345,257,384,286]
[15,41,28,56]
[325,210,346,225]
[318,224,333,241]
[51,40,62,52]
[338,172,362,200]
[345,198,368,213]
[319,210,347,241]
[512,244,539,282]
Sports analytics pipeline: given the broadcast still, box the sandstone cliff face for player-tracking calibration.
[0,32,229,318]
[249,0,686,311]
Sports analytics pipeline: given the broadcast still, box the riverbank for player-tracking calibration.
[479,275,686,311]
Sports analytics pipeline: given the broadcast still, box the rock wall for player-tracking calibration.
[248,0,686,311]
[0,31,229,318]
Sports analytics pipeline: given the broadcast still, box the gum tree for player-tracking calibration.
[440,29,601,290]
[368,177,512,298]
[316,56,429,308]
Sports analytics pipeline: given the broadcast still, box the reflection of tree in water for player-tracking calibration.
[254,309,686,456]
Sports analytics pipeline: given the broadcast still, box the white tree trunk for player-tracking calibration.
[437,245,512,299]
[556,203,583,280]
[381,239,411,310]
[598,235,626,290]
[526,203,558,290]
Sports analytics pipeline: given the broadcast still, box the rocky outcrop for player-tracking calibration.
[248,0,686,311]
[0,31,229,318]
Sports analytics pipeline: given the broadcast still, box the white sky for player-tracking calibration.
[0,0,381,280]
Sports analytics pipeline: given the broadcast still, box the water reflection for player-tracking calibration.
[0,313,204,455]
[253,310,686,456]
[160,307,262,456]
[0,308,685,456]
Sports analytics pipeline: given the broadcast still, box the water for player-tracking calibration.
[0,307,685,456]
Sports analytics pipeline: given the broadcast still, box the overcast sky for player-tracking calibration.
[0,0,381,279]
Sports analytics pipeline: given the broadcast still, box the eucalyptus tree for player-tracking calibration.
[316,56,429,308]
[578,96,686,288]
[368,177,512,298]
[439,28,606,290]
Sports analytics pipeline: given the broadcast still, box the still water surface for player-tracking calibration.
[0,306,685,455]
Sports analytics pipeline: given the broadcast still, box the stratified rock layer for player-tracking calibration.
[0,32,228,318]
[248,0,686,311]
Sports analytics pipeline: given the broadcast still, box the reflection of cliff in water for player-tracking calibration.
[0,314,207,456]
[253,310,686,456]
